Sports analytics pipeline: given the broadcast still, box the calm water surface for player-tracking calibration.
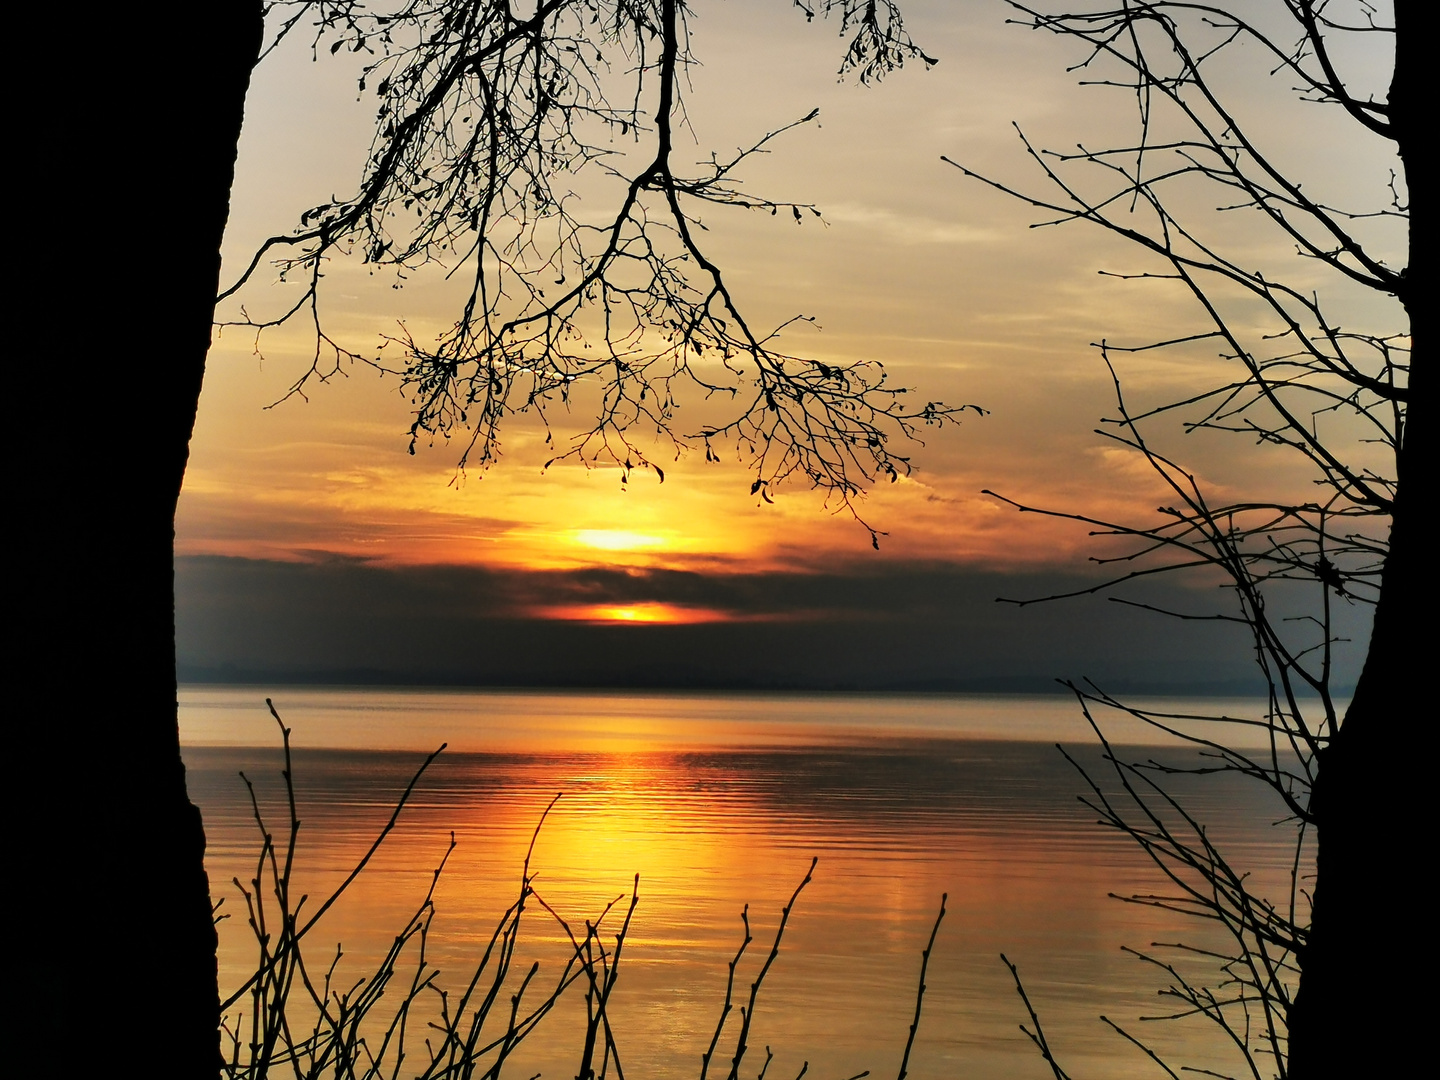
[182,687,1303,1079]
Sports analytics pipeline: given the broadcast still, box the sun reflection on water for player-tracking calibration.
[186,718,1299,1080]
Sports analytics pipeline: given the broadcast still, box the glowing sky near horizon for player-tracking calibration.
[180,0,1400,619]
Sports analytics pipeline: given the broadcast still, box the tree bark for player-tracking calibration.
[1289,4,1425,1074]
[17,3,263,1075]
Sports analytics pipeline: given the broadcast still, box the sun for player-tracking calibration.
[573,530,667,552]
[534,602,728,624]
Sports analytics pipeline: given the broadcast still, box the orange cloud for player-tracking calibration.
[186,3,1357,583]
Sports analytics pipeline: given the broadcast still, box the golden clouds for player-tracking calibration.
[183,3,1375,578]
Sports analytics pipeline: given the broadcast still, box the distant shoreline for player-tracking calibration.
[177,673,1307,697]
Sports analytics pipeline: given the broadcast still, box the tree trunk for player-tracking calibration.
[17,3,263,1075]
[1289,4,1425,1074]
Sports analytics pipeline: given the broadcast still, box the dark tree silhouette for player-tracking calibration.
[21,5,264,1076]
[19,4,958,1078]
[950,2,1420,1074]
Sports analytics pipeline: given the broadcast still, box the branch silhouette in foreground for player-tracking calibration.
[951,2,1417,1075]
[217,703,948,1078]
[224,0,973,539]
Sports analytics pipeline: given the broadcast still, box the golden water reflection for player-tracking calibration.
[179,685,1289,752]
[185,696,1301,1078]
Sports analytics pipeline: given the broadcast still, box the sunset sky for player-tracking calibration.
[177,0,1391,688]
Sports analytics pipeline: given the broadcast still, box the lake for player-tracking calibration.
[181,687,1304,1079]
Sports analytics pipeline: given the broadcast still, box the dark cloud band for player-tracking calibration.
[176,555,1368,694]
